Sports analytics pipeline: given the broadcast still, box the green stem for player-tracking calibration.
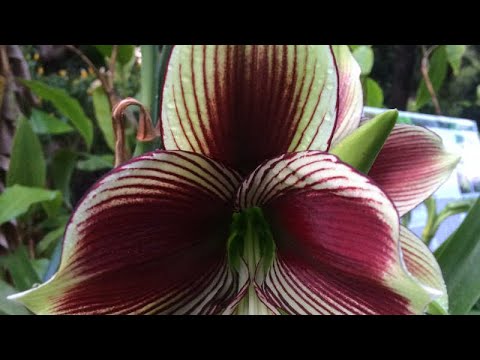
[429,200,474,243]
[422,197,438,245]
[233,208,274,315]
[140,46,158,114]
[423,198,474,246]
[134,45,166,156]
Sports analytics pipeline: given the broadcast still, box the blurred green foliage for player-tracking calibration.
[0,45,146,315]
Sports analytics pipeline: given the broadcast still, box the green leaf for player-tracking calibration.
[433,233,452,260]
[94,45,113,58]
[43,241,62,282]
[1,246,40,291]
[41,192,63,219]
[32,259,50,280]
[436,197,480,314]
[95,45,135,66]
[77,154,114,172]
[364,77,384,107]
[415,46,448,110]
[92,86,115,151]
[0,279,30,315]
[352,46,374,76]
[21,80,93,148]
[30,109,74,135]
[39,214,71,230]
[446,45,466,76]
[330,109,398,174]
[36,226,65,257]
[7,116,46,188]
[422,197,437,244]
[51,150,78,207]
[134,45,166,156]
[0,185,59,226]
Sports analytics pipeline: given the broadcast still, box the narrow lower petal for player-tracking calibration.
[10,151,247,315]
[161,45,339,174]
[400,226,448,313]
[369,124,460,216]
[237,152,435,315]
[331,45,363,145]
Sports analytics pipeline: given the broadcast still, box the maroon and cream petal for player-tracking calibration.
[161,45,339,174]
[330,45,363,145]
[369,124,460,216]
[236,151,435,315]
[400,226,448,313]
[10,151,247,315]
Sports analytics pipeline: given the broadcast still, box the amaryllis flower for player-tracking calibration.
[10,45,458,315]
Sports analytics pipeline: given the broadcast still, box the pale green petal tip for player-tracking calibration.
[428,299,449,315]
[446,153,462,169]
[415,281,449,315]
[6,278,58,315]
[386,251,450,315]
[7,290,44,315]
[401,269,449,315]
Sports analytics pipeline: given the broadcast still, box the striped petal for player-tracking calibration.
[161,45,339,174]
[331,45,363,145]
[9,151,248,315]
[237,151,434,315]
[369,124,460,216]
[400,226,448,313]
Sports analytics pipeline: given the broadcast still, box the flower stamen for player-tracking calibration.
[228,207,275,315]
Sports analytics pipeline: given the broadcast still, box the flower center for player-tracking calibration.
[228,207,276,315]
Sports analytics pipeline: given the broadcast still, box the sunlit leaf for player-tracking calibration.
[353,46,374,76]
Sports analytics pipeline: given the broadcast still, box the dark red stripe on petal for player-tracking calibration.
[162,45,339,174]
[237,151,432,314]
[172,83,195,151]
[179,64,206,154]
[13,151,247,315]
[369,124,459,216]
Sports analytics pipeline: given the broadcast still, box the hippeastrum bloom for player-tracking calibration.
[10,45,459,315]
